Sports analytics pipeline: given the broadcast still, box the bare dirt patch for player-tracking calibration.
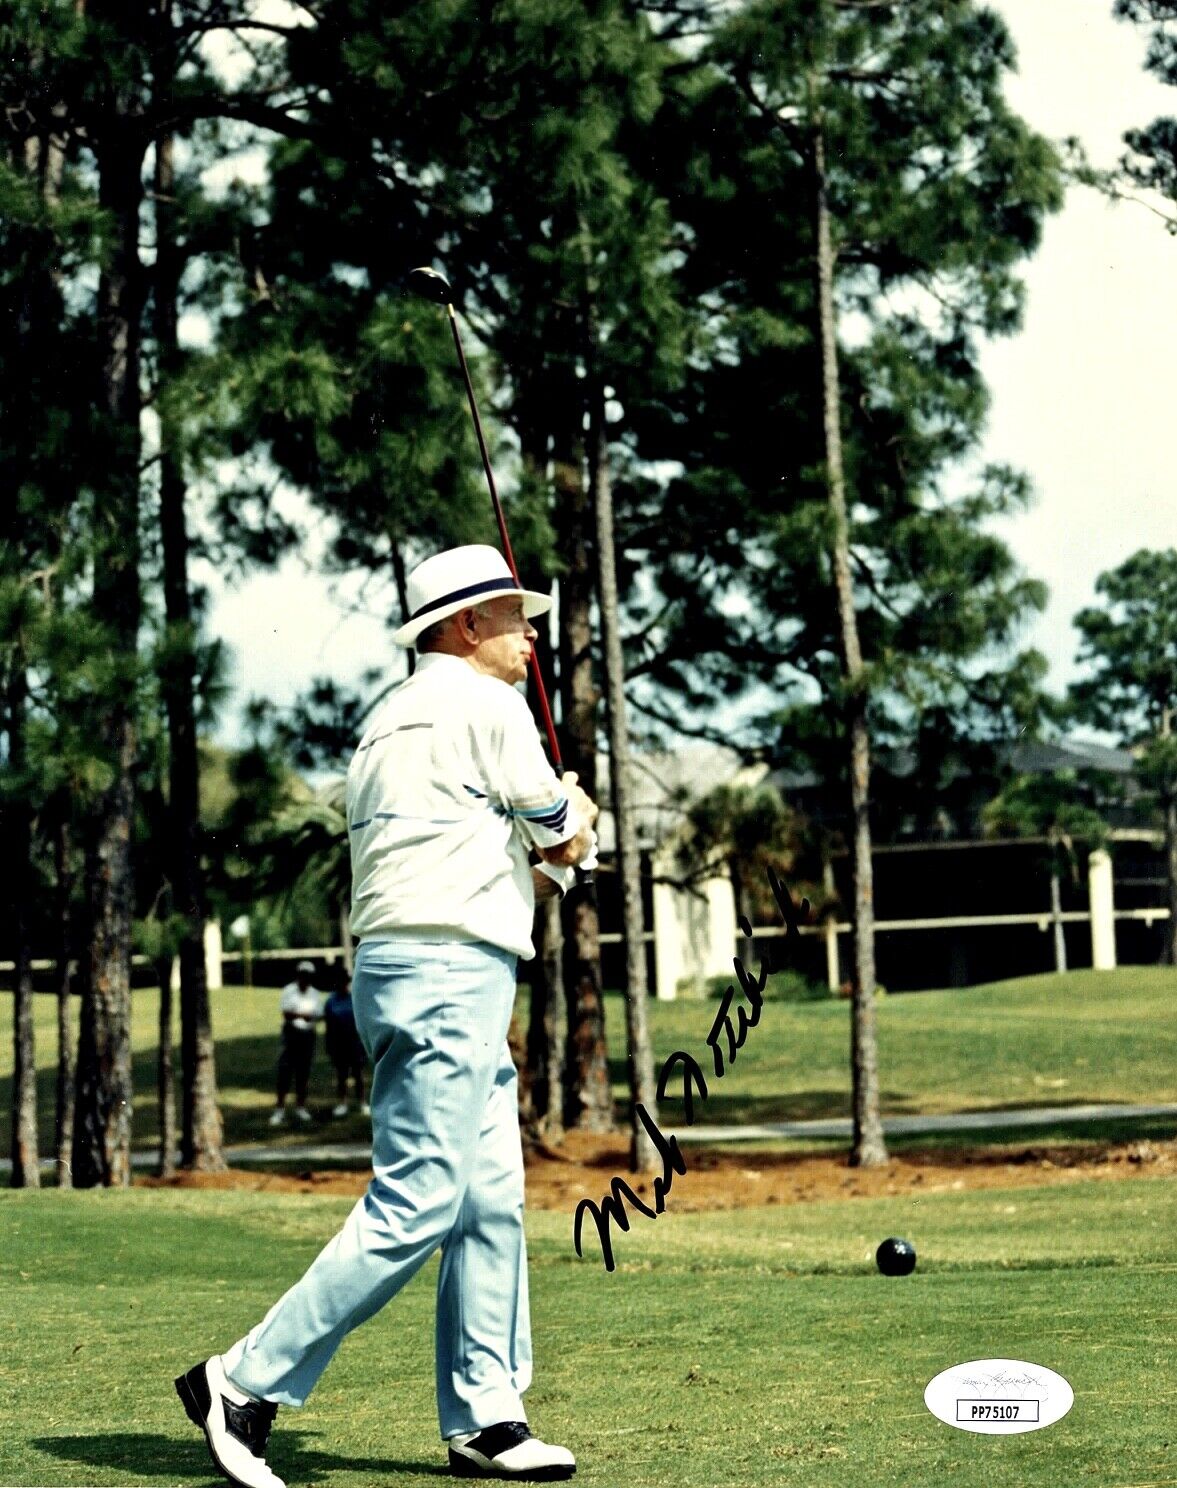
[137,1131,1177,1208]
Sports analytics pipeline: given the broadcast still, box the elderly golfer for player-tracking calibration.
[176,546,597,1486]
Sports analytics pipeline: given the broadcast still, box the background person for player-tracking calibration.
[177,545,598,1486]
[323,967,368,1118]
[269,960,324,1127]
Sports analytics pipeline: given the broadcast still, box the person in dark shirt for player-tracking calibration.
[323,967,368,1118]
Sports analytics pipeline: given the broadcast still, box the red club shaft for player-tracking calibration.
[445,304,565,775]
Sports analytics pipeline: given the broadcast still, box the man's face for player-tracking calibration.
[467,596,538,685]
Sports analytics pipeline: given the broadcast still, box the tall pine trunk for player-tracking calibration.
[812,116,887,1169]
[73,115,144,1189]
[6,90,70,1193]
[155,121,225,1171]
[157,957,177,1178]
[54,814,75,1187]
[589,383,656,1170]
[515,416,568,1139]
[529,897,567,1141]
[1049,859,1067,973]
[392,543,415,678]
[553,419,614,1133]
[8,667,40,1189]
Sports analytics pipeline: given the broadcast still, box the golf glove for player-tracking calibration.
[536,860,577,896]
[536,830,599,895]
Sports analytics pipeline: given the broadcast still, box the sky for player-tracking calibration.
[981,0,1177,691]
[201,0,1177,743]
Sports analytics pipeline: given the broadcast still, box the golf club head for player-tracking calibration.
[405,266,454,305]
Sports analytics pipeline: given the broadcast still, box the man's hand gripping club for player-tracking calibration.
[539,772,599,868]
[533,773,600,898]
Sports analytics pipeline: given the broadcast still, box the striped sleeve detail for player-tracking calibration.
[509,798,569,833]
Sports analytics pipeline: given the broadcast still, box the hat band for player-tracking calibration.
[410,575,519,622]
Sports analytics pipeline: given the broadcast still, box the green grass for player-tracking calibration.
[3,967,1175,1158]
[0,1178,1173,1486]
[621,967,1177,1127]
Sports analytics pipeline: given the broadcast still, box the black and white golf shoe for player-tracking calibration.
[174,1356,285,1488]
[448,1421,576,1480]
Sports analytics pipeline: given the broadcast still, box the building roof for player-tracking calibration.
[1008,738,1135,775]
[595,736,1141,855]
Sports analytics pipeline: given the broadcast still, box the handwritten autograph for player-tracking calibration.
[574,867,811,1272]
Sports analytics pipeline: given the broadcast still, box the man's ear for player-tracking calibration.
[454,606,480,644]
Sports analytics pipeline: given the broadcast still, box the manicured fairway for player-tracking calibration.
[612,967,1177,1127]
[0,1177,1173,1487]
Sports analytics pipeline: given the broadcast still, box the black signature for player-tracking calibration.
[573,867,811,1272]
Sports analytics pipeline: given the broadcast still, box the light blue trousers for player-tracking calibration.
[221,939,533,1438]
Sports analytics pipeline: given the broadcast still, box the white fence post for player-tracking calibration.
[1089,849,1117,970]
[204,919,223,991]
[651,862,738,1000]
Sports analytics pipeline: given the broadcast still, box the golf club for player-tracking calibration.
[405,269,591,879]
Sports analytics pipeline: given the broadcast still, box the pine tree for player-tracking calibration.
[1114,0,1177,222]
[982,773,1110,974]
[222,0,683,1153]
[1,21,97,1185]
[442,2,676,1148]
[150,124,224,1171]
[623,0,1061,1164]
[2,0,369,1183]
[1069,550,1177,964]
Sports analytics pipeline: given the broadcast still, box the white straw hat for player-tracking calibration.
[392,545,552,649]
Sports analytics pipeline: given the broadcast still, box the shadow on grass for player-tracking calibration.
[33,1430,451,1481]
[885,1113,1177,1152]
[649,1087,913,1124]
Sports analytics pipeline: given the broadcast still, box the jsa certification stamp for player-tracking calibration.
[925,1358,1074,1435]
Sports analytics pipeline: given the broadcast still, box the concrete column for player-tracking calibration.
[652,878,683,1001]
[651,862,738,999]
[1089,849,1117,970]
[204,919,224,991]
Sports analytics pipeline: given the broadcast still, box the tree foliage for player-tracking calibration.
[1115,0,1177,216]
[622,0,1059,784]
[1069,548,1177,962]
[2,0,1091,1175]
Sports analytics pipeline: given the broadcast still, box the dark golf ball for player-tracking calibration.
[876,1237,917,1276]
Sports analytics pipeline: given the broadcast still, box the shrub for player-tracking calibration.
[702,968,830,1002]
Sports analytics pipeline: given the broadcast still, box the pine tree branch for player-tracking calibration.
[625,689,765,759]
[1102,174,1177,231]
[850,550,905,621]
[155,92,320,141]
[832,0,917,10]
[173,18,306,40]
